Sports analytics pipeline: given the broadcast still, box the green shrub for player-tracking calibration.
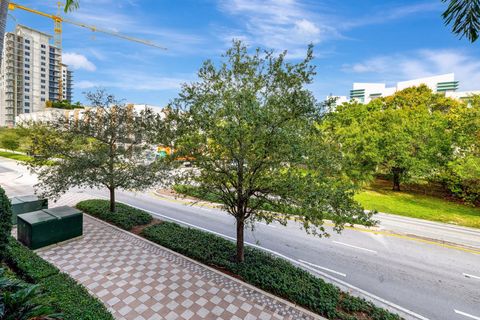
[39,273,113,320]
[5,238,59,282]
[4,239,113,320]
[141,222,401,320]
[0,186,12,261]
[0,268,62,320]
[76,199,152,230]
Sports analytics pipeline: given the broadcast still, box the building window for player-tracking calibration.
[24,45,30,50]
[25,76,30,80]
[41,50,46,54]
[41,85,46,89]
[25,88,30,92]
[41,62,46,66]
[41,56,46,60]
[25,82,29,87]
[25,70,30,74]
[41,74,45,78]
[25,95,29,100]
[24,109,30,113]
[25,102,30,107]
[25,52,30,56]
[24,64,29,68]
[41,44,46,48]
[25,39,30,44]
[41,91,45,95]
[41,80,46,84]
[41,68,46,72]
[41,98,45,102]
[25,58,30,62]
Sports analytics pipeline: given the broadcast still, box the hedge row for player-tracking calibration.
[76,199,152,230]
[5,238,113,320]
[140,222,400,320]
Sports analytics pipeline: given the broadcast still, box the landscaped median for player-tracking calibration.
[4,237,114,320]
[76,199,401,320]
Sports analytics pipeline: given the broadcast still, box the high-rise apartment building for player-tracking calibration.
[0,25,73,126]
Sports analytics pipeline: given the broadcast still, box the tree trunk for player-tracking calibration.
[392,168,401,191]
[109,187,116,212]
[235,217,245,263]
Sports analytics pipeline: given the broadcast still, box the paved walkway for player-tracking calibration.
[35,193,321,320]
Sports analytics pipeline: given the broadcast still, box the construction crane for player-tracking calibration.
[7,2,167,99]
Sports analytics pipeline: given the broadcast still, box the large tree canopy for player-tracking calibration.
[25,90,166,212]
[324,85,458,191]
[169,41,372,263]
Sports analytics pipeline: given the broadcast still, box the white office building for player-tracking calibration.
[0,25,73,126]
[348,73,461,104]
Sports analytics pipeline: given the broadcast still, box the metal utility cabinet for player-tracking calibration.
[17,206,83,250]
[10,195,48,224]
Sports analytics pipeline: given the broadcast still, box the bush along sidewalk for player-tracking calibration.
[5,238,114,320]
[77,199,401,320]
[76,199,152,230]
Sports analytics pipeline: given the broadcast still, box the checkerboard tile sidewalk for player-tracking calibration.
[35,192,322,320]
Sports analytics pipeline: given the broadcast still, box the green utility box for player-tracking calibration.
[10,195,48,225]
[17,206,83,250]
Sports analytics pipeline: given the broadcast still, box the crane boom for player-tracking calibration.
[8,2,167,50]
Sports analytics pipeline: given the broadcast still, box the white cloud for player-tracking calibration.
[217,0,337,57]
[63,53,96,71]
[342,50,480,91]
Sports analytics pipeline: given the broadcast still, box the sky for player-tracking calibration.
[9,0,480,106]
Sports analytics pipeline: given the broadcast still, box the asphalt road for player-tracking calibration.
[1,158,479,320]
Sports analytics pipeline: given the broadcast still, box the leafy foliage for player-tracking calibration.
[45,100,83,110]
[5,239,59,282]
[442,0,480,42]
[76,199,152,230]
[0,186,11,262]
[24,90,167,212]
[323,85,458,191]
[169,40,371,262]
[4,238,113,320]
[0,269,62,320]
[39,274,113,320]
[141,222,400,320]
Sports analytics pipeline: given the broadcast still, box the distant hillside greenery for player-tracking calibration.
[323,85,480,205]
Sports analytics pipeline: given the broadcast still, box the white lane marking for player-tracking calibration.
[97,196,429,320]
[298,259,346,277]
[455,309,480,320]
[463,273,480,280]
[332,241,378,254]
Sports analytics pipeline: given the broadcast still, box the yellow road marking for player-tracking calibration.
[149,192,480,255]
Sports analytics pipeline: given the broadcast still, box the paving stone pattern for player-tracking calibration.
[36,193,320,320]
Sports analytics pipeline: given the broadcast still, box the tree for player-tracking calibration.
[169,41,372,263]
[442,0,480,43]
[0,185,12,262]
[46,100,83,110]
[0,131,20,152]
[25,90,166,212]
[324,85,457,191]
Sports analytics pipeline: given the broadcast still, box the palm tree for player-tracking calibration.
[64,0,79,12]
[442,0,480,42]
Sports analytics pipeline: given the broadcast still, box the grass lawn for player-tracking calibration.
[0,150,32,162]
[355,181,480,228]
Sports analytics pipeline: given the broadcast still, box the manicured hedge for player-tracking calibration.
[5,238,113,320]
[142,222,401,320]
[40,273,113,320]
[76,199,152,230]
[6,238,59,282]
